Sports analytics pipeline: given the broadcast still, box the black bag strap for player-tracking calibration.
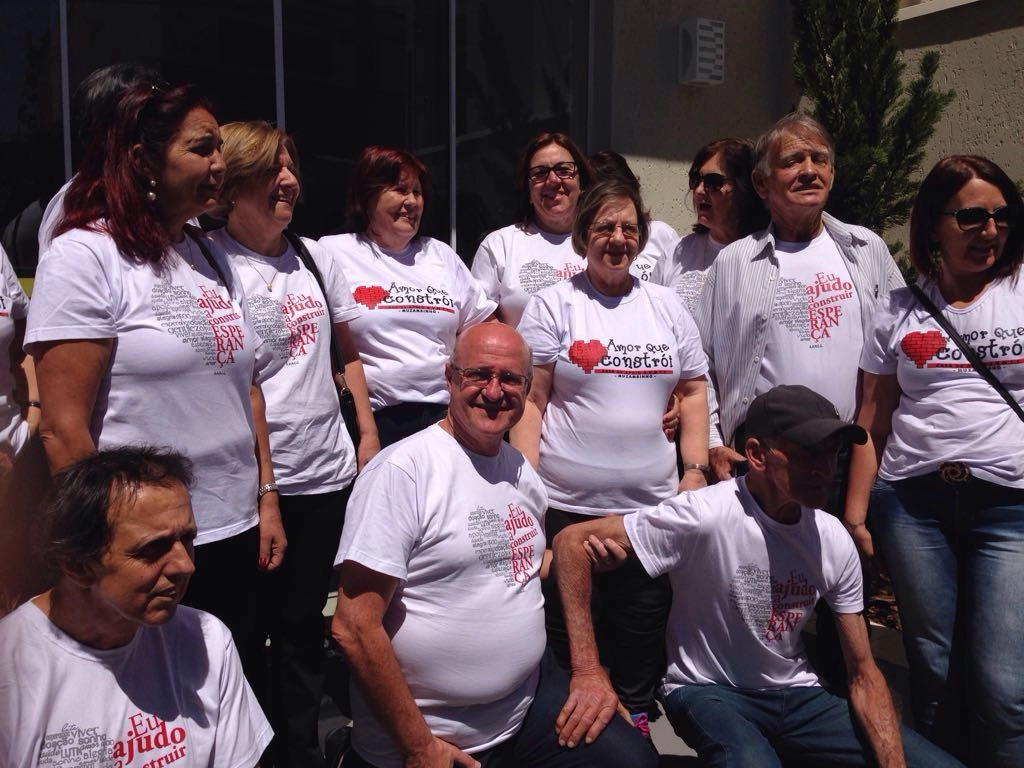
[909,281,1024,424]
[283,230,343,383]
[183,224,231,289]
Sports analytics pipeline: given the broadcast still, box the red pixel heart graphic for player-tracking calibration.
[568,340,608,374]
[353,285,389,309]
[900,330,946,368]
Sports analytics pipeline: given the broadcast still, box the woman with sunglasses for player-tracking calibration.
[651,138,767,316]
[512,180,709,738]
[844,155,1024,767]
[320,146,495,447]
[471,132,594,327]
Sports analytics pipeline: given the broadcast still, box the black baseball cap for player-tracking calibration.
[744,385,867,447]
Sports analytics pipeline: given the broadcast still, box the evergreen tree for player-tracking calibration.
[792,0,954,246]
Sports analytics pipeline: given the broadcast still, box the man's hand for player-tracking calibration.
[709,445,744,481]
[583,534,628,573]
[556,667,628,748]
[404,737,480,768]
[661,395,680,441]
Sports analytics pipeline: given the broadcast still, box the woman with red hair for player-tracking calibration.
[320,146,495,446]
[25,82,285,657]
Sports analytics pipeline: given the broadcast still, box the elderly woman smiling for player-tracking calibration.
[320,146,495,447]
[512,179,709,734]
[209,120,377,767]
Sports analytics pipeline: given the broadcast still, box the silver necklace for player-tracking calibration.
[241,252,279,292]
[177,237,199,272]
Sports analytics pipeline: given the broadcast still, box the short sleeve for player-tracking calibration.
[624,493,703,578]
[25,233,119,346]
[212,620,274,767]
[0,246,29,319]
[448,247,496,330]
[304,237,363,324]
[823,522,865,615]
[517,290,562,366]
[667,297,708,379]
[859,290,901,375]
[470,231,504,303]
[334,455,423,580]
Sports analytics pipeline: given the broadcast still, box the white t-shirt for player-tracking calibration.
[0,245,30,462]
[630,219,680,284]
[756,230,864,420]
[25,226,261,545]
[36,179,71,255]
[626,477,863,695]
[470,223,582,327]
[861,278,1024,487]
[650,232,726,317]
[518,272,708,515]
[0,602,272,768]
[335,425,548,767]
[213,229,362,494]
[319,234,495,410]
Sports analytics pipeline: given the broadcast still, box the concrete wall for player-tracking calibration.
[597,1,797,234]
[601,0,1023,243]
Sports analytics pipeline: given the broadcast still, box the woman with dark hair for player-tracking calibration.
[320,145,494,447]
[845,155,1024,767]
[650,138,767,316]
[512,179,709,738]
[211,121,377,767]
[471,131,594,327]
[588,150,680,283]
[25,83,285,657]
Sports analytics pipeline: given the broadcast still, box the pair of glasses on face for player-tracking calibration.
[527,161,578,184]
[688,171,732,192]
[452,366,530,391]
[941,206,1018,232]
[590,220,640,240]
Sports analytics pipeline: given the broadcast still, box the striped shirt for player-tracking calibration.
[693,212,905,447]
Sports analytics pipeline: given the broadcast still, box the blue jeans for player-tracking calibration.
[870,475,1024,767]
[664,684,962,767]
[345,649,656,768]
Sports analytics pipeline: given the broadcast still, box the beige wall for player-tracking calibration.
[602,0,1023,244]
[596,1,796,233]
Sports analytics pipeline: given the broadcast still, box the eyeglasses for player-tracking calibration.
[590,220,640,240]
[941,206,1017,232]
[452,366,530,391]
[688,171,733,192]
[527,162,578,184]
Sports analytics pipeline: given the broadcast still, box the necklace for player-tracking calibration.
[241,252,279,292]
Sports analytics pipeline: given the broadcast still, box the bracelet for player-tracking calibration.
[27,400,41,409]
[257,482,279,498]
[681,463,711,475]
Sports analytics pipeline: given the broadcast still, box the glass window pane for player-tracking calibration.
[0,0,63,277]
[283,0,450,243]
[454,0,589,260]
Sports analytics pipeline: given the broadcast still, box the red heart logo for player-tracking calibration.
[900,330,946,368]
[353,285,389,309]
[568,340,608,374]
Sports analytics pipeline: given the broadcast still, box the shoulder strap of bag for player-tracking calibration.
[909,281,1024,424]
[183,224,231,289]
[283,230,343,380]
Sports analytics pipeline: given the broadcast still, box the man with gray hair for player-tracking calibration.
[0,446,272,767]
[694,113,904,486]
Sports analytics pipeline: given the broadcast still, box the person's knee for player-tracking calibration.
[578,718,658,768]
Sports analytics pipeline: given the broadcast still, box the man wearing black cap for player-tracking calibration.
[550,385,962,767]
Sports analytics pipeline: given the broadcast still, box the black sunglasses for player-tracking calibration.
[941,206,1018,232]
[688,171,733,191]
[527,162,578,184]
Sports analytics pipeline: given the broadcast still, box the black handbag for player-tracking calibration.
[283,231,361,449]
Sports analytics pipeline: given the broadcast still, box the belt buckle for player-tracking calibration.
[938,461,971,485]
